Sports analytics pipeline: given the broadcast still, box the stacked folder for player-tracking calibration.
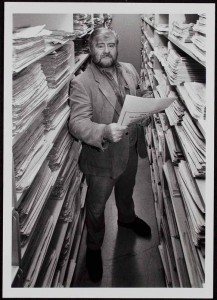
[48,126,74,171]
[39,45,71,88]
[13,62,48,136]
[165,48,205,85]
[13,25,47,70]
[170,21,195,43]
[165,99,185,126]
[176,82,206,120]
[175,111,206,178]
[50,140,82,201]
[43,84,70,131]
[59,169,83,222]
[23,209,54,287]
[18,162,54,246]
[165,127,184,164]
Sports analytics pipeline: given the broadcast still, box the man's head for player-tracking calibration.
[88,28,119,68]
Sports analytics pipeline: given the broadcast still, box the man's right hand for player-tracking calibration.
[103,123,128,143]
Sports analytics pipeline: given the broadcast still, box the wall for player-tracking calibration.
[112,14,141,73]
[13,14,74,31]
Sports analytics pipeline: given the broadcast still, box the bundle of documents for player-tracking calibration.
[50,140,81,201]
[165,127,184,164]
[154,46,168,67]
[170,21,195,43]
[193,14,206,35]
[48,126,74,171]
[13,115,44,178]
[175,111,206,178]
[13,63,48,136]
[165,99,185,126]
[39,45,70,88]
[59,171,82,222]
[18,163,54,246]
[24,209,54,287]
[163,160,181,198]
[165,48,205,85]
[191,32,206,62]
[43,84,70,131]
[13,25,47,70]
[43,30,76,44]
[155,24,169,34]
[175,161,205,247]
[176,82,206,120]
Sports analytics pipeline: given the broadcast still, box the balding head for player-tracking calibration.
[88,28,119,49]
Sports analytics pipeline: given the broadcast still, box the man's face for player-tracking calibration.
[90,32,118,68]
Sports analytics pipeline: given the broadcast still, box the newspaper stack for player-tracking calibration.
[176,82,206,120]
[191,15,206,63]
[170,21,195,43]
[13,25,47,70]
[165,48,205,85]
[43,84,70,131]
[175,111,206,178]
[13,62,48,136]
[43,29,76,44]
[39,45,71,88]
[18,162,54,246]
[47,125,74,171]
[165,98,185,126]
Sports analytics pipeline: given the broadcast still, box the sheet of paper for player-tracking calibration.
[118,95,176,126]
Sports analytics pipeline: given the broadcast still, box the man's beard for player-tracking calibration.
[93,53,118,68]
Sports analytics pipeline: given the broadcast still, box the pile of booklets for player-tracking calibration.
[175,111,206,178]
[43,84,70,131]
[44,30,76,44]
[13,25,47,70]
[165,48,205,85]
[13,62,48,136]
[48,126,74,171]
[191,14,206,62]
[176,82,206,120]
[170,21,195,43]
[39,45,70,88]
[18,162,54,246]
[165,98,185,126]
[154,45,168,67]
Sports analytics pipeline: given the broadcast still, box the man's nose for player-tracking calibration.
[104,45,110,53]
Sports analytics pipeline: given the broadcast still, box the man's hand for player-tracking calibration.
[103,123,128,143]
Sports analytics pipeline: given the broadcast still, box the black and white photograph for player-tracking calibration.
[3,1,215,298]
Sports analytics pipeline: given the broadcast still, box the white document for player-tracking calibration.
[118,95,176,126]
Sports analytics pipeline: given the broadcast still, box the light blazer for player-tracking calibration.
[68,61,142,179]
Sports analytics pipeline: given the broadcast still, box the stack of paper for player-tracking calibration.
[18,162,54,246]
[154,46,168,67]
[13,25,47,70]
[165,49,205,85]
[13,63,48,136]
[176,82,206,120]
[170,21,195,43]
[50,140,81,201]
[175,111,206,178]
[193,14,206,35]
[59,171,82,222]
[165,127,184,164]
[44,30,76,44]
[48,126,74,171]
[43,84,70,131]
[191,15,206,63]
[24,209,54,287]
[165,99,185,126]
[175,161,205,247]
[159,112,170,132]
[39,45,71,88]
[155,24,169,34]
[163,160,181,198]
[36,249,57,287]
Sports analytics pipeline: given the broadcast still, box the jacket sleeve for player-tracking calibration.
[68,78,107,151]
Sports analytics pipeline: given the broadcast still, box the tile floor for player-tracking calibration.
[71,157,166,287]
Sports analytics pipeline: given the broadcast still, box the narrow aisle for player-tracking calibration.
[72,157,166,287]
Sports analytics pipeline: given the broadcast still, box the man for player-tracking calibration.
[68,28,151,282]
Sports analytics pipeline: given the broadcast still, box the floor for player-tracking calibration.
[71,157,166,287]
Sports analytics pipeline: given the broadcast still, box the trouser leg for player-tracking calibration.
[114,145,138,223]
[85,174,114,250]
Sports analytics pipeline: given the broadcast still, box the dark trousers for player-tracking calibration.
[85,145,138,250]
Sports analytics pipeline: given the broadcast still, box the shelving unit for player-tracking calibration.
[141,14,206,287]
[11,26,90,287]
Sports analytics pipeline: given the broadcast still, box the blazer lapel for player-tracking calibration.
[89,63,121,115]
